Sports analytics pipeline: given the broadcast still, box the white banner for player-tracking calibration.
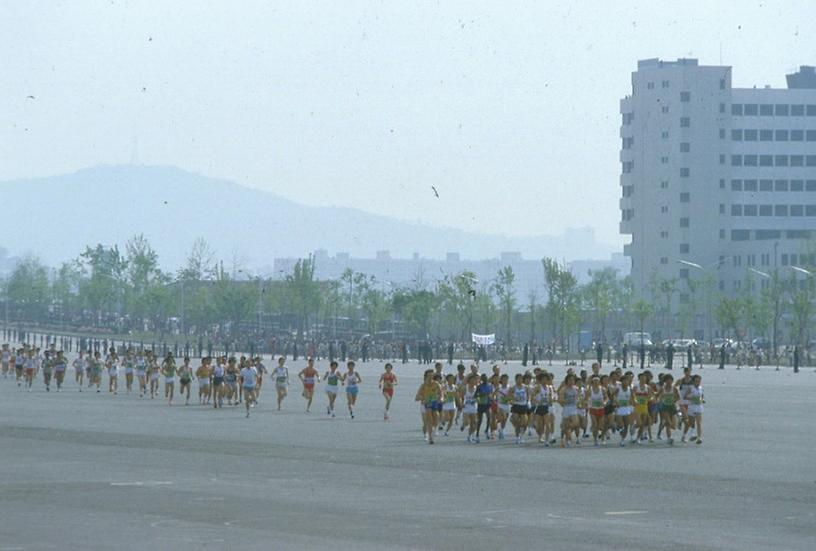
[471,333,495,346]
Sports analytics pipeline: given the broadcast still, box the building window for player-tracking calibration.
[745,154,759,166]
[744,204,757,216]
[775,205,789,216]
[760,129,773,141]
[731,204,742,216]
[680,142,690,152]
[732,129,743,140]
[680,117,690,128]
[661,130,669,139]
[719,128,726,139]
[807,180,816,192]
[662,80,669,88]
[744,129,758,141]
[731,230,750,241]
[761,254,770,266]
[661,105,670,113]
[792,104,805,116]
[719,229,725,239]
[680,91,690,102]
[731,179,742,191]
[782,254,789,265]
[792,155,804,167]
[791,180,804,191]
[661,156,669,164]
[679,269,689,279]
[744,179,758,191]
[731,104,743,115]
[680,192,690,202]
[660,230,669,238]
[731,155,742,166]
[719,204,725,214]
[733,255,742,267]
[680,217,689,227]
[660,257,668,264]
[759,204,773,216]
[776,129,789,141]
[660,180,669,189]
[775,104,789,116]
[808,105,816,116]
[775,180,789,191]
[775,155,789,167]
[744,104,758,116]
[661,205,669,214]
[680,243,690,254]
[808,155,816,167]
[759,104,774,116]
[720,79,726,90]
[680,167,690,177]
[791,205,803,216]
[806,130,816,141]
[720,102,726,113]
[807,205,816,216]
[791,129,804,141]
[720,154,726,164]
[759,155,773,167]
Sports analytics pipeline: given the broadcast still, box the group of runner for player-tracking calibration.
[3,342,704,444]
[414,361,705,447]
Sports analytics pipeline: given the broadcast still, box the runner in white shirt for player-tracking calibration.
[240,362,258,418]
[73,351,86,391]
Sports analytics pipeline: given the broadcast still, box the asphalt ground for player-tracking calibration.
[1,356,814,550]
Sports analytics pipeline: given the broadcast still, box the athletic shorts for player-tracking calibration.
[616,406,633,416]
[442,401,456,411]
[26,368,35,375]
[510,404,528,415]
[688,405,703,415]
[325,386,338,394]
[198,378,210,387]
[604,403,615,416]
[534,405,549,416]
[180,378,191,385]
[661,405,677,416]
[463,405,477,415]
[590,407,605,418]
[648,402,659,415]
[346,386,358,396]
[165,377,175,384]
[477,403,490,415]
[242,385,256,392]
[562,406,578,418]
[303,383,315,391]
[382,388,394,398]
[137,371,146,378]
[213,377,224,385]
[498,404,511,413]
[634,404,648,416]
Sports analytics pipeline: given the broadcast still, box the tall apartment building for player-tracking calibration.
[620,59,816,310]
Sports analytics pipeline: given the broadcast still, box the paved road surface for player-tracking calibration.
[1,359,814,550]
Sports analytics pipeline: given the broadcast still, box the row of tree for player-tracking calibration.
[1,235,814,349]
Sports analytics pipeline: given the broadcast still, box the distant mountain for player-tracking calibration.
[0,165,618,270]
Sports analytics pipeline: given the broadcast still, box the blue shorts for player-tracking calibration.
[243,385,256,391]
[346,386,359,396]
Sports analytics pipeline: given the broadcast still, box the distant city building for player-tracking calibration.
[273,250,629,304]
[620,59,816,305]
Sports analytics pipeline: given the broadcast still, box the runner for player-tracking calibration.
[253,356,267,401]
[106,349,119,395]
[42,350,53,392]
[342,361,361,419]
[323,360,341,417]
[441,373,457,435]
[240,359,258,418]
[135,350,147,397]
[558,373,579,447]
[53,350,67,391]
[1,344,10,378]
[224,357,239,406]
[633,372,652,444]
[658,374,680,445]
[123,350,134,394]
[531,372,550,444]
[378,363,398,420]
[495,373,511,440]
[90,351,103,393]
[675,367,696,441]
[414,369,442,444]
[148,352,161,398]
[588,375,607,446]
[614,374,636,447]
[461,374,479,443]
[161,353,176,405]
[178,356,193,405]
[683,374,705,444]
[72,350,86,391]
[195,357,212,405]
[298,358,320,413]
[453,363,467,428]
[475,373,494,440]
[212,357,226,408]
[510,373,530,445]
[272,356,289,411]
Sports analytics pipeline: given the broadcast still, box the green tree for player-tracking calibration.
[7,256,50,320]
[582,267,619,342]
[542,258,580,350]
[492,266,516,345]
[285,255,322,338]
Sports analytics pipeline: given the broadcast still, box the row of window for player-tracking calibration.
[732,129,816,142]
[731,179,816,192]
[731,229,811,241]
[732,104,816,117]
[731,154,816,167]
[729,204,816,217]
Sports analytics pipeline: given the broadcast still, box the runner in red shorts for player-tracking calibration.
[378,363,398,420]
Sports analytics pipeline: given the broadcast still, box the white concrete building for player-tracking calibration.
[620,59,816,315]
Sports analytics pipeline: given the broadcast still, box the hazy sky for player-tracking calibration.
[2,1,813,246]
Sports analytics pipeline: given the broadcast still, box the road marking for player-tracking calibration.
[604,510,648,516]
[111,481,174,487]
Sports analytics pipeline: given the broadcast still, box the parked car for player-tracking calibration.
[623,332,653,349]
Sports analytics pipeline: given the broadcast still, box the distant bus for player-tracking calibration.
[623,331,653,349]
